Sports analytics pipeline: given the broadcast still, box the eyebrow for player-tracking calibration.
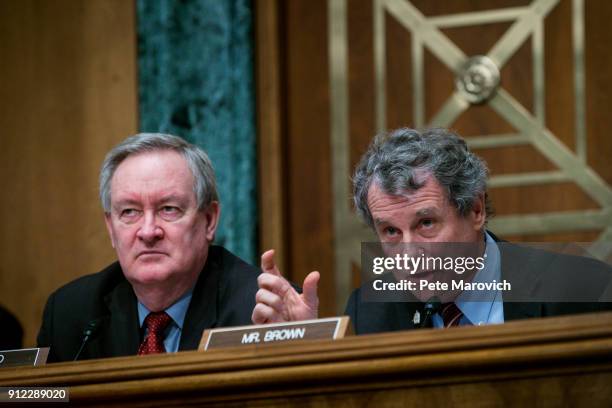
[112,194,189,208]
[112,198,140,208]
[415,207,439,217]
[157,194,189,205]
[374,207,440,226]
[374,218,387,226]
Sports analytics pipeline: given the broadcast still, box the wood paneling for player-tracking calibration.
[385,9,413,131]
[491,183,599,215]
[545,0,576,152]
[1,312,612,406]
[348,0,377,169]
[413,0,531,16]
[258,0,612,316]
[585,0,612,184]
[256,0,287,273]
[0,0,138,347]
[284,0,336,316]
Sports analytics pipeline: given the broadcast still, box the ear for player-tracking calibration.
[104,212,116,248]
[203,201,221,242]
[470,193,487,231]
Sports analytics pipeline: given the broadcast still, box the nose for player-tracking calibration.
[400,234,427,258]
[136,211,163,244]
[400,232,418,244]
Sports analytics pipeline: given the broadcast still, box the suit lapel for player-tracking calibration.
[103,279,140,357]
[503,302,542,321]
[98,248,223,354]
[179,248,220,350]
[493,232,544,322]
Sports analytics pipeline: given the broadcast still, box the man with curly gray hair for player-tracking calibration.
[253,128,612,333]
[38,133,261,361]
[352,128,491,233]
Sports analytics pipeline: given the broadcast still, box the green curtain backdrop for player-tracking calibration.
[137,0,257,263]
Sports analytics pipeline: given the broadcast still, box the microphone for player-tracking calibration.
[420,297,441,328]
[74,319,102,361]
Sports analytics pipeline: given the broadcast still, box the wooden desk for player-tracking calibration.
[1,312,612,407]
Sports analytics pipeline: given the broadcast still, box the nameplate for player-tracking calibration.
[0,348,49,368]
[199,316,350,350]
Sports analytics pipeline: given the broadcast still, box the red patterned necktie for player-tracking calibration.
[138,311,172,355]
[440,303,463,328]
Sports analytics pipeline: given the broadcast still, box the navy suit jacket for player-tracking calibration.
[37,245,260,362]
[346,233,612,334]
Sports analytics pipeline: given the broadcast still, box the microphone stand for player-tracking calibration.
[420,297,441,328]
[74,319,101,361]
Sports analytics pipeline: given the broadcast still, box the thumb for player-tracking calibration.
[302,271,320,309]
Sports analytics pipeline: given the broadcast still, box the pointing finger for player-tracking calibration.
[261,249,282,277]
[255,288,285,312]
[257,272,293,296]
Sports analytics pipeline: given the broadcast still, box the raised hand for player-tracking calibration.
[251,249,320,324]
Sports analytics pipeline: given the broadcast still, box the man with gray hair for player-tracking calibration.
[252,128,612,333]
[38,133,260,361]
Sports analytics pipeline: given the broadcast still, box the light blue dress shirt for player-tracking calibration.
[432,232,505,327]
[138,290,193,352]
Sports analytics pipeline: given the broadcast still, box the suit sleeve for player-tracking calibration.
[344,289,359,333]
[37,292,58,362]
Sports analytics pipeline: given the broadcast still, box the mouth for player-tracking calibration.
[394,269,448,280]
[392,268,433,279]
[137,251,167,258]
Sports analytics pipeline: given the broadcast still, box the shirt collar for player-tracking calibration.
[137,289,194,329]
[455,231,502,324]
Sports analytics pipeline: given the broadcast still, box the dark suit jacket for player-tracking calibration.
[0,306,23,350]
[37,245,260,362]
[346,233,612,334]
